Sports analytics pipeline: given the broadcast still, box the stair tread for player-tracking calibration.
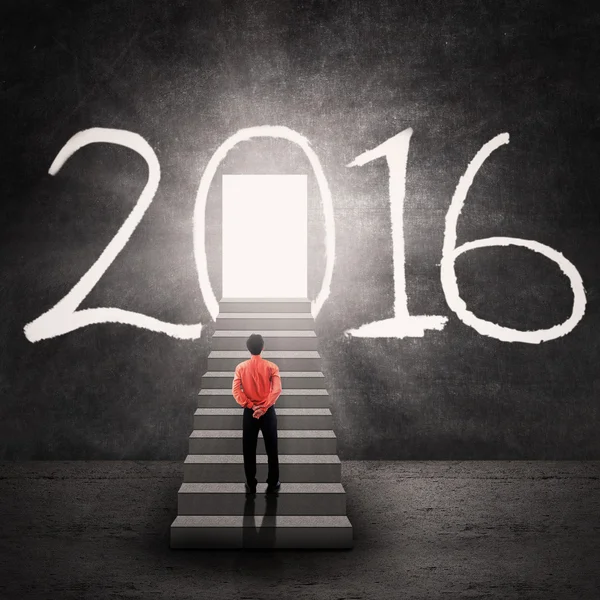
[213,330,316,337]
[209,350,320,358]
[179,482,345,493]
[194,408,331,415]
[190,429,336,438]
[220,298,309,302]
[203,371,324,378]
[217,313,313,318]
[172,515,351,528]
[184,454,340,464]
[199,388,328,396]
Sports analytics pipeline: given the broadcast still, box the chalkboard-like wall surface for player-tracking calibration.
[1,0,598,459]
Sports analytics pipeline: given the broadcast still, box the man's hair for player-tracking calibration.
[246,333,264,355]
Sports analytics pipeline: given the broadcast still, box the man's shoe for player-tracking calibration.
[265,481,281,494]
[245,482,257,494]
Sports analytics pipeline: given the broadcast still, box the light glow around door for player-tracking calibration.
[222,174,308,298]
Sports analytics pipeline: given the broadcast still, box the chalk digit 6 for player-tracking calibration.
[23,128,204,342]
[440,132,587,343]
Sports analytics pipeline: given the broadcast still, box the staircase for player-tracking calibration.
[170,298,353,549]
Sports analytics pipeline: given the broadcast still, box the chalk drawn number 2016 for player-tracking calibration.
[23,126,586,345]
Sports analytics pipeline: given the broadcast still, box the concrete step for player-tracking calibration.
[170,515,353,549]
[219,298,312,313]
[208,350,321,371]
[189,429,337,454]
[183,454,341,483]
[201,371,326,389]
[193,408,332,430]
[177,482,347,515]
[198,388,330,409]
[211,330,318,351]
[215,313,314,330]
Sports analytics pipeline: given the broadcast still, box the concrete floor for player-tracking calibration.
[0,461,598,599]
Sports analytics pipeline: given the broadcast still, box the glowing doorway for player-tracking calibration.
[222,174,308,298]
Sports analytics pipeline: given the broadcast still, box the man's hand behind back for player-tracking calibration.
[252,405,266,419]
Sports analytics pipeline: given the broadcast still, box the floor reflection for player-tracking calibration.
[242,488,279,548]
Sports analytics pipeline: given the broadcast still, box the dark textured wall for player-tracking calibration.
[1,0,599,459]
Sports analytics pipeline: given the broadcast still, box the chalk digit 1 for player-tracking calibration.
[440,132,586,343]
[343,128,448,338]
[23,127,204,342]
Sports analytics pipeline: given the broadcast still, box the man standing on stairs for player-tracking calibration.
[232,333,282,495]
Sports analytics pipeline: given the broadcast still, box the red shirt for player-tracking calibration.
[232,354,282,411]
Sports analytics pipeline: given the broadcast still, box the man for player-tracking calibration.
[232,333,282,495]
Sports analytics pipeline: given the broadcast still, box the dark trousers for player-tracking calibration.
[243,405,279,487]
